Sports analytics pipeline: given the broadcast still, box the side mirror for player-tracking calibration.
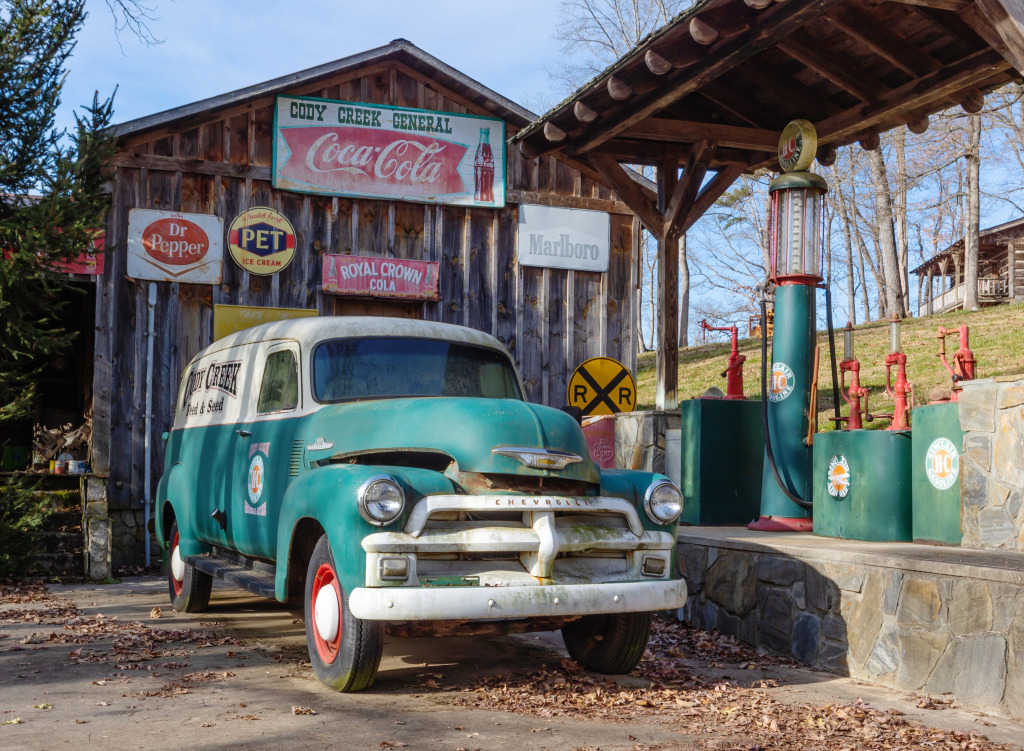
[559,405,583,425]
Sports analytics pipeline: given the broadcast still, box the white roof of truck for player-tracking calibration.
[192,316,510,363]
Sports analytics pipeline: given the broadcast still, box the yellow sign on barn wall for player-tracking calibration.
[213,304,318,341]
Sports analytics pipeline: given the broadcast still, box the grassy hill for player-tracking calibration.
[636,301,1024,426]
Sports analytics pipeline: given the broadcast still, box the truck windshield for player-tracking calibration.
[313,338,523,402]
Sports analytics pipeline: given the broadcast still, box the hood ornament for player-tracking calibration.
[491,446,583,470]
[306,437,335,451]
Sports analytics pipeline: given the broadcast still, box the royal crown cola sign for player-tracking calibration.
[272,95,505,208]
[517,204,610,273]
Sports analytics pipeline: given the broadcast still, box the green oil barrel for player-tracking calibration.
[812,430,912,541]
[679,398,765,525]
[911,402,963,545]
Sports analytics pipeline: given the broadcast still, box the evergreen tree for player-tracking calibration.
[0,0,115,424]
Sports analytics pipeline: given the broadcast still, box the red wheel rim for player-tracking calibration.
[170,530,184,596]
[310,563,342,664]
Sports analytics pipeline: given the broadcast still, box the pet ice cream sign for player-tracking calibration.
[272,95,505,208]
[127,209,224,284]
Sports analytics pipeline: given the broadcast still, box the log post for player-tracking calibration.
[656,158,679,410]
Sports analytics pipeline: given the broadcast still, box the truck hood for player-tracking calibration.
[303,397,600,482]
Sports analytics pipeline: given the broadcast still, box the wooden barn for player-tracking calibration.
[87,40,642,568]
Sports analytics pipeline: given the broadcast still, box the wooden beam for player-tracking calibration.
[827,6,942,77]
[690,17,720,45]
[735,63,841,119]
[622,118,780,152]
[544,122,567,142]
[886,0,968,11]
[506,189,634,216]
[566,0,848,156]
[111,152,271,180]
[558,154,657,203]
[907,112,931,134]
[574,101,598,123]
[776,31,884,102]
[815,49,1010,146]
[655,158,679,411]
[607,76,633,100]
[645,49,674,75]
[959,86,986,112]
[587,153,664,237]
[665,141,712,240]
[679,164,747,235]
[964,0,1024,75]
[698,88,769,128]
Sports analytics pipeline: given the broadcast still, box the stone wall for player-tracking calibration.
[959,376,1024,550]
[612,410,680,475]
[83,477,111,579]
[678,533,1024,721]
[110,508,152,571]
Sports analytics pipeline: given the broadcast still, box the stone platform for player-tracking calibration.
[676,527,1024,722]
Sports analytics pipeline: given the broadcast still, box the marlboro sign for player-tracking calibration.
[273,95,505,208]
[322,254,440,301]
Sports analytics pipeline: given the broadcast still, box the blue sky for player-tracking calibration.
[60,0,564,132]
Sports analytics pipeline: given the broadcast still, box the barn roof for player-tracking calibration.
[114,39,537,138]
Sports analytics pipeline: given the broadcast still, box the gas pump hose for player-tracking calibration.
[760,295,813,510]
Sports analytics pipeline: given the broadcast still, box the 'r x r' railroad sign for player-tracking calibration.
[567,357,637,416]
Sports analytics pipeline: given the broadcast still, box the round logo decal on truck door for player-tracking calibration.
[246,442,270,517]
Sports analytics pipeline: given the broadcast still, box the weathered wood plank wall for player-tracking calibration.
[94,64,639,509]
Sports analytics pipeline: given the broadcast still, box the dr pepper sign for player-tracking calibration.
[126,209,224,284]
[272,95,505,208]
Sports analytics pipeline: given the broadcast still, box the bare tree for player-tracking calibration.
[868,149,906,318]
[105,0,163,46]
[963,112,981,310]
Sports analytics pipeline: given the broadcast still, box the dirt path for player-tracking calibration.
[1,577,1020,750]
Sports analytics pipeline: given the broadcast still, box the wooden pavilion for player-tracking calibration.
[512,0,1024,408]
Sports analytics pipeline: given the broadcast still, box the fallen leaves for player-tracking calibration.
[450,621,1015,751]
[1,717,23,725]
[291,706,316,715]
[149,607,162,619]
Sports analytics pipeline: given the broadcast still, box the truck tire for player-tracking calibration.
[167,522,212,613]
[561,611,652,674]
[304,534,384,692]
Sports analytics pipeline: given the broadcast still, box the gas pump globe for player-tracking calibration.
[751,119,828,532]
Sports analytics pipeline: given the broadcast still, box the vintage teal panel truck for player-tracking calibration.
[156,317,687,691]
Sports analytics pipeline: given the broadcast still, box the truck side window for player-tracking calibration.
[258,350,298,414]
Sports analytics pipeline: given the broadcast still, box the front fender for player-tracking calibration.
[274,464,457,601]
[155,463,211,558]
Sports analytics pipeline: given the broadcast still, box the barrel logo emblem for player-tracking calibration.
[769,362,795,402]
[246,442,270,516]
[827,455,851,498]
[925,438,959,491]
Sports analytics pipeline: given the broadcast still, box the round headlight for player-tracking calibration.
[644,481,682,524]
[358,476,405,525]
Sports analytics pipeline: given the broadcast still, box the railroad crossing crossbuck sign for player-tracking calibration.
[567,357,637,416]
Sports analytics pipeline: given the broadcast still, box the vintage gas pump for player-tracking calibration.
[750,120,832,532]
[936,324,976,401]
[835,322,869,430]
[879,316,912,430]
[700,319,746,399]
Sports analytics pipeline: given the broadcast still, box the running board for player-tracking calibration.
[186,547,276,599]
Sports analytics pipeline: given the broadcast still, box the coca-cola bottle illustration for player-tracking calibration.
[474,127,494,203]
[327,255,337,291]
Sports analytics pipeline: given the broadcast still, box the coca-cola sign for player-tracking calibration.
[322,254,440,301]
[273,95,504,208]
[127,209,224,284]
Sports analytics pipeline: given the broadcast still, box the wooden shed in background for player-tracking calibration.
[92,40,642,567]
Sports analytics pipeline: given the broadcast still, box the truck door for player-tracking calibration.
[230,342,301,560]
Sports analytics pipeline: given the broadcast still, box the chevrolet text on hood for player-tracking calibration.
[157,316,686,692]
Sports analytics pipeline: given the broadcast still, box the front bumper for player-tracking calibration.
[348,578,688,621]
